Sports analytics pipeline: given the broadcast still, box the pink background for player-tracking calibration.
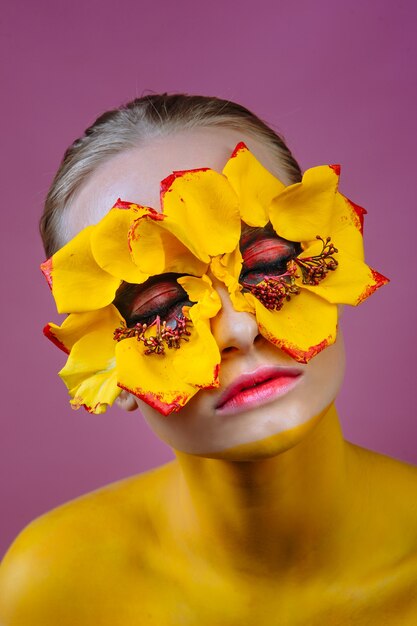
[1,0,416,557]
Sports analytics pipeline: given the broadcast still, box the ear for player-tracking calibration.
[116,390,138,412]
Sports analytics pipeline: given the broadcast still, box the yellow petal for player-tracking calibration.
[160,168,241,262]
[129,217,207,277]
[335,193,366,234]
[116,332,218,416]
[269,165,339,242]
[175,280,222,387]
[90,202,152,283]
[177,275,222,320]
[210,250,254,314]
[222,142,285,226]
[68,370,119,415]
[171,317,220,388]
[245,290,338,363]
[47,306,124,414]
[44,317,82,355]
[355,268,389,304]
[330,193,365,261]
[298,249,389,305]
[42,226,120,313]
[210,249,242,290]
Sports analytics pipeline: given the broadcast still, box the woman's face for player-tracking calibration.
[67,127,346,460]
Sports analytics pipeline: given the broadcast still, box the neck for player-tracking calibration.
[172,404,356,576]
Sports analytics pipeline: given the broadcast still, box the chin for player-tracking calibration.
[180,401,331,461]
[140,333,346,460]
[201,404,332,461]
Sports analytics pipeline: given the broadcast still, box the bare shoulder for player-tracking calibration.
[348,442,417,554]
[349,442,417,503]
[0,462,175,625]
[345,444,417,619]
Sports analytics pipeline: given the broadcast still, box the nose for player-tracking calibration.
[210,279,261,357]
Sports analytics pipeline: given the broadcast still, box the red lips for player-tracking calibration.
[215,366,302,413]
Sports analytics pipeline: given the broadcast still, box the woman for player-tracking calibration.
[1,94,416,624]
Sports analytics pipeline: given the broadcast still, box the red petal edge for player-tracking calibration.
[195,363,221,390]
[281,337,332,364]
[40,257,53,289]
[127,211,165,254]
[347,198,367,235]
[43,323,70,354]
[160,168,210,204]
[230,141,249,159]
[356,269,390,305]
[118,383,186,416]
[113,198,136,209]
[329,164,341,177]
[261,324,334,364]
[70,397,106,414]
[113,198,164,221]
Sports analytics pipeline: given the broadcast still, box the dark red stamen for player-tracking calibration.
[294,236,338,285]
[242,264,300,311]
[114,315,192,356]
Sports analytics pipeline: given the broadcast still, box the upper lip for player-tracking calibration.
[215,365,303,410]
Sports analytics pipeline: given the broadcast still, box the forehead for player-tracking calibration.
[63,126,291,244]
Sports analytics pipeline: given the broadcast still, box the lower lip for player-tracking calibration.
[215,375,301,416]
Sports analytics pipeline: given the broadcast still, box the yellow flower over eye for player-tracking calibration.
[41,143,388,415]
[222,143,389,362]
[114,275,222,415]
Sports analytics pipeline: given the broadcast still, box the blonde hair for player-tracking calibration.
[40,93,302,257]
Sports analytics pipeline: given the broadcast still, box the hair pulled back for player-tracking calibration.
[40,93,302,257]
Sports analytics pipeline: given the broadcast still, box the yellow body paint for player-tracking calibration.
[205,405,326,461]
[1,404,417,624]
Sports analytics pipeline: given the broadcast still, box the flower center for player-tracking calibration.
[242,264,300,311]
[113,315,192,355]
[242,236,338,311]
[293,236,338,285]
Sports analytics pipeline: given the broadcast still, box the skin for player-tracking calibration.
[1,128,417,625]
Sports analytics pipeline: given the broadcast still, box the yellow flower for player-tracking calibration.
[42,144,388,414]
[221,143,389,362]
[42,183,230,414]
[115,275,221,415]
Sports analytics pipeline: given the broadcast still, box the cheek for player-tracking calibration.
[137,403,174,448]
[138,393,213,451]
[138,385,238,456]
[304,331,346,407]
